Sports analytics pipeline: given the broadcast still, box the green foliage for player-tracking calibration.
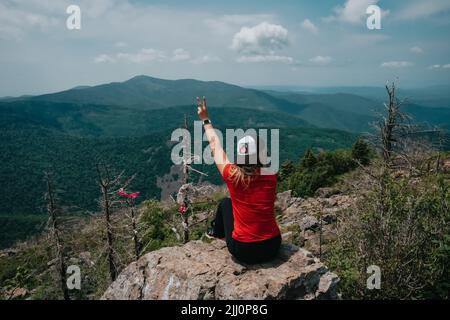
[0,238,54,299]
[431,234,450,299]
[351,138,372,165]
[139,200,179,252]
[0,107,356,248]
[0,101,311,138]
[0,125,171,219]
[3,266,32,292]
[301,149,317,169]
[139,198,218,253]
[0,213,47,248]
[283,148,362,197]
[279,160,295,181]
[326,172,450,299]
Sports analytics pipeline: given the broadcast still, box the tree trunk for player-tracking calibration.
[45,174,70,300]
[130,203,141,260]
[183,214,189,244]
[102,184,117,282]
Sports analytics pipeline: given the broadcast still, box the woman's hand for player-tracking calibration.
[197,96,209,121]
[197,95,230,174]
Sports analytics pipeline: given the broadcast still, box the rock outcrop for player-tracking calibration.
[102,240,339,300]
[276,189,357,256]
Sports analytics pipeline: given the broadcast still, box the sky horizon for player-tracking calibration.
[1,0,450,96]
[4,73,450,99]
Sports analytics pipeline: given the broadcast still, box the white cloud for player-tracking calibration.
[380,61,413,68]
[94,54,116,64]
[190,55,221,64]
[117,48,166,63]
[95,48,167,64]
[236,55,294,63]
[309,55,332,65]
[204,14,275,35]
[95,48,219,65]
[0,1,60,40]
[230,22,289,55]
[410,46,423,54]
[428,64,450,69]
[301,19,319,34]
[397,0,450,20]
[325,0,389,24]
[172,48,191,61]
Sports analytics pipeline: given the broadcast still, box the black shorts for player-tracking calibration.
[212,197,282,264]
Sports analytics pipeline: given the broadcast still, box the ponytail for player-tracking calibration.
[229,164,259,188]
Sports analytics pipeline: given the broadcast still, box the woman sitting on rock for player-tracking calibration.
[197,96,281,264]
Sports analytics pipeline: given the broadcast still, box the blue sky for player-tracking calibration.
[0,0,450,96]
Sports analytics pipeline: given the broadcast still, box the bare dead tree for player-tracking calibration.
[369,81,450,176]
[129,201,141,260]
[126,192,142,260]
[377,81,411,164]
[173,114,211,244]
[96,162,125,282]
[181,114,190,243]
[44,172,69,300]
[118,173,142,261]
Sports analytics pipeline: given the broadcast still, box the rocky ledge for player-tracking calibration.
[102,240,339,300]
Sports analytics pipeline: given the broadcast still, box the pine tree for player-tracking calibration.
[279,160,295,181]
[301,149,317,169]
[351,138,371,165]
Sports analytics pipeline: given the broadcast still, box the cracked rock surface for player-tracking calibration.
[102,240,339,300]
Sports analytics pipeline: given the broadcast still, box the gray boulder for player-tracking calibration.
[102,240,339,300]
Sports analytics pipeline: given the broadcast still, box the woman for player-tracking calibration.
[197,96,281,265]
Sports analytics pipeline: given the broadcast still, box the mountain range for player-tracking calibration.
[1,75,449,247]
[4,75,446,133]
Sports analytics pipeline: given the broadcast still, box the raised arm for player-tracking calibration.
[197,96,230,175]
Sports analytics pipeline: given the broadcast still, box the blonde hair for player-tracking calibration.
[229,164,260,188]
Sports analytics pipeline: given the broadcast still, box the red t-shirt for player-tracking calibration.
[222,163,280,243]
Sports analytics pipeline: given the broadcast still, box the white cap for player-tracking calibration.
[237,135,257,156]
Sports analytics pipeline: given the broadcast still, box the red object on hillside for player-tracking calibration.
[117,188,141,199]
[178,205,188,214]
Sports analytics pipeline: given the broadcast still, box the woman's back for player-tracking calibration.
[198,96,281,264]
[222,163,280,242]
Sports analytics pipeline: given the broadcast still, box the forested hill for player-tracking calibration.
[0,101,311,137]
[0,109,355,216]
[11,75,450,133]
[31,75,287,111]
[0,98,356,248]
[1,75,449,248]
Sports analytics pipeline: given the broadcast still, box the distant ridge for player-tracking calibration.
[3,75,450,132]
[31,75,289,111]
